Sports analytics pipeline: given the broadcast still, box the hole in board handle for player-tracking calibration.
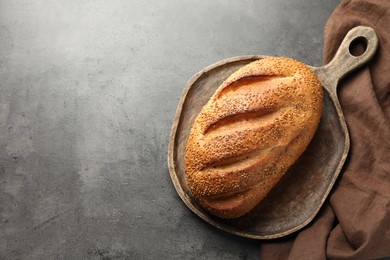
[349,36,368,57]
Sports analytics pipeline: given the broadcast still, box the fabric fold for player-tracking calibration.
[259,0,390,259]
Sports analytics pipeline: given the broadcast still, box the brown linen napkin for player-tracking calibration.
[259,0,390,259]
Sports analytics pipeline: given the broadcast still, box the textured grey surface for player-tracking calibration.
[0,0,339,259]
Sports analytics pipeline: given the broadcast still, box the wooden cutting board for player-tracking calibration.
[168,26,378,239]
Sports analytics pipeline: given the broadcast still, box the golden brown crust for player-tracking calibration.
[185,57,323,219]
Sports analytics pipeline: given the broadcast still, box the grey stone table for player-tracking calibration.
[0,1,340,259]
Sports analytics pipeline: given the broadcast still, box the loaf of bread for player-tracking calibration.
[184,57,323,219]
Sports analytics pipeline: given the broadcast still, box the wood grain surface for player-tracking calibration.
[168,26,378,239]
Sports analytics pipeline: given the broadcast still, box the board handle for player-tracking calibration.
[314,26,378,97]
